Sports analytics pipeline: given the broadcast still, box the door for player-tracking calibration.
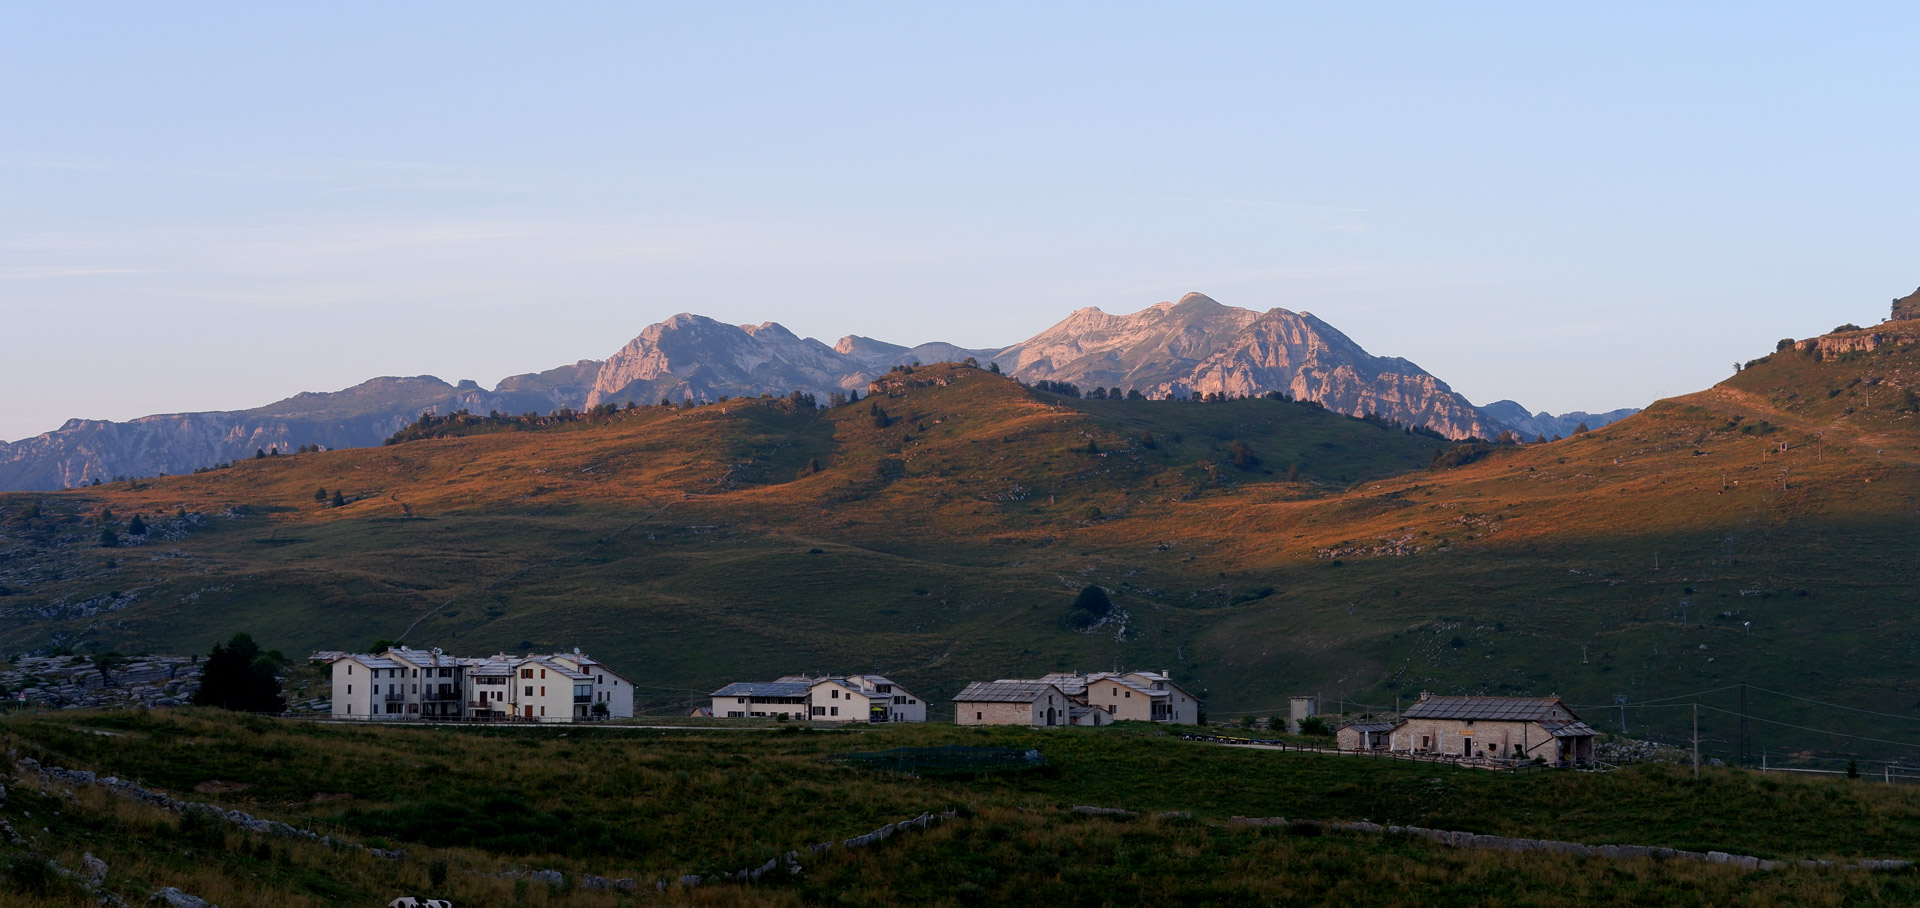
[523,705,533,719]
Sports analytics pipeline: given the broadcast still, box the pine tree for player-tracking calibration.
[331,490,346,508]
[127,515,147,536]
[314,487,327,503]
[98,527,119,548]
[191,633,287,712]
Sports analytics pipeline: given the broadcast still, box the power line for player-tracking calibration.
[1744,684,1920,724]
[1697,704,1920,751]
[1570,683,1743,710]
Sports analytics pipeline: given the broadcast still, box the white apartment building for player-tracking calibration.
[324,646,632,722]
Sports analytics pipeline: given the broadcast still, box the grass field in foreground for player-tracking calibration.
[4,709,1920,906]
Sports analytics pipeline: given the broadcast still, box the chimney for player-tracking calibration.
[1419,690,1432,701]
[1162,669,1170,678]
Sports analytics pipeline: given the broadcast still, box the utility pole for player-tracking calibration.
[1740,682,1749,767]
[1693,702,1701,781]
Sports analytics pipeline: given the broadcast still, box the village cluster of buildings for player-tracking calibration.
[311,645,1594,765]
[317,647,634,723]
[703,668,1200,728]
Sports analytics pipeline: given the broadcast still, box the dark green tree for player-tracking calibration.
[1228,440,1259,469]
[331,490,346,508]
[191,633,287,712]
[127,515,147,536]
[987,362,1001,374]
[1068,585,1114,628]
[255,449,266,459]
[98,527,119,548]
[1573,422,1591,434]
[314,487,327,503]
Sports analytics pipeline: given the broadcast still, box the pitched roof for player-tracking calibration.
[524,658,590,681]
[952,681,1061,703]
[1401,696,1579,723]
[1342,721,1399,734]
[712,681,812,698]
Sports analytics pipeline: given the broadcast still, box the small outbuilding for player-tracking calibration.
[1335,721,1397,751]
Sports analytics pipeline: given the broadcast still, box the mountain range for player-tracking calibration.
[0,292,1632,491]
[0,290,1915,753]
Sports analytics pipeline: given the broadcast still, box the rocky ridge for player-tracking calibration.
[0,368,601,492]
[2,292,1645,490]
[1479,400,1640,441]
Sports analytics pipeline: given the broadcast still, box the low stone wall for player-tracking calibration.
[1228,816,1914,872]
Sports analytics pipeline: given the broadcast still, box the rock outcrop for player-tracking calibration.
[1893,287,1920,322]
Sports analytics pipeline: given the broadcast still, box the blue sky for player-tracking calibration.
[3,4,1915,440]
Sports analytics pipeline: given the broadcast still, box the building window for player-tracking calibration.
[977,712,983,720]
[540,686,546,696]
[540,706,546,716]
[830,707,838,716]
[812,706,825,715]
[524,686,533,696]
[831,689,839,699]
[347,684,352,694]
[521,669,533,679]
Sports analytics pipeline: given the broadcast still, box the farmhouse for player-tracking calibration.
[1366,693,1597,764]
[708,674,927,723]
[1041,670,1200,724]
[324,646,633,723]
[809,675,926,724]
[953,681,1074,727]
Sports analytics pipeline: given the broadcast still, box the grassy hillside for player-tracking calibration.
[6,710,1920,907]
[1,326,1917,760]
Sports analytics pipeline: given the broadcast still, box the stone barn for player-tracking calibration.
[1390,693,1596,764]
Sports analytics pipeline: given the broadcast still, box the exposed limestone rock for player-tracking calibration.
[1894,287,1920,321]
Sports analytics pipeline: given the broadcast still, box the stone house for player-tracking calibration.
[952,681,1074,727]
[1381,693,1597,764]
[1334,721,1397,751]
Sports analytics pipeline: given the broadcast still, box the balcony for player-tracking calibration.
[383,692,404,703]
[573,695,593,704]
[422,688,460,702]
